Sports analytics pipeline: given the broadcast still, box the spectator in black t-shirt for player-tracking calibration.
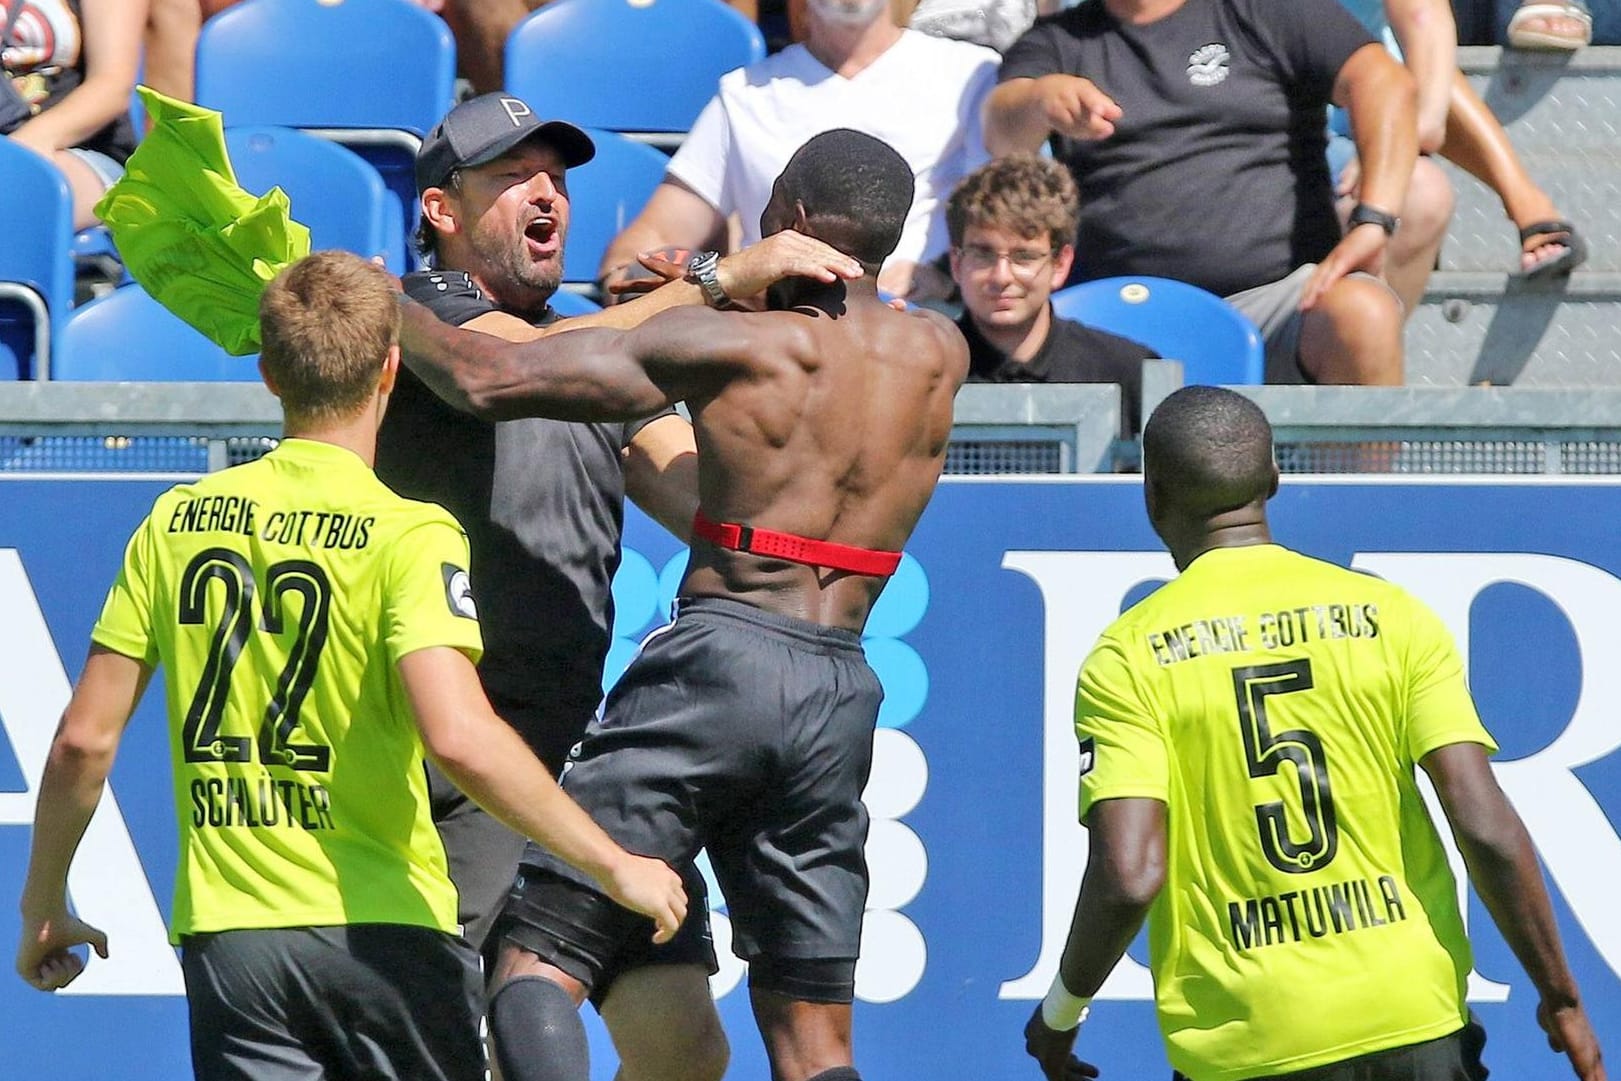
[947,154,1153,435]
[985,0,1418,386]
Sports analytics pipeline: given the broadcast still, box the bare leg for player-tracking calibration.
[602,966,729,1081]
[441,0,547,95]
[52,151,112,231]
[1439,70,1571,271]
[751,988,854,1081]
[1299,275,1404,386]
[1370,156,1453,319]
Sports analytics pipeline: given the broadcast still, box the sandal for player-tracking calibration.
[1506,0,1593,51]
[1513,219,1588,280]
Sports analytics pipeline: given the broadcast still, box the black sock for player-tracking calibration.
[805,1069,862,1081]
[488,975,589,1081]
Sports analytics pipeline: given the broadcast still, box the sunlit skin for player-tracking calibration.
[949,223,1075,363]
[430,140,571,318]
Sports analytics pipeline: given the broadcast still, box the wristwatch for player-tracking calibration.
[1348,203,1401,237]
[684,250,730,308]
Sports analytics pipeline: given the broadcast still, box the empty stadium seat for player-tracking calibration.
[55,285,257,382]
[1052,276,1265,386]
[225,126,401,272]
[195,0,456,270]
[504,0,764,147]
[565,130,671,285]
[0,137,75,379]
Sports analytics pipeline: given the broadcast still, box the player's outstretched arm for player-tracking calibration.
[1025,797,1163,1080]
[16,647,149,991]
[1423,742,1606,1080]
[398,647,687,942]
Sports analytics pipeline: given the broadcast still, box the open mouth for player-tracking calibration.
[523,217,558,253]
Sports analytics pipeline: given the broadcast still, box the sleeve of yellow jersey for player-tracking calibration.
[89,513,161,667]
[382,513,485,667]
[1402,591,1499,763]
[1074,635,1170,821]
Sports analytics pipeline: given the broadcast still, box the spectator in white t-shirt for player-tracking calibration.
[597,0,996,303]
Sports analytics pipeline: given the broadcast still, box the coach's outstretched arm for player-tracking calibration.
[399,302,757,424]
[16,647,148,991]
[399,646,687,942]
[1422,742,1606,1080]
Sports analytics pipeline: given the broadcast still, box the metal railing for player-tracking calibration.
[5,370,1621,477]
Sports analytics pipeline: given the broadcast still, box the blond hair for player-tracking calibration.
[258,251,398,424]
[946,155,1081,250]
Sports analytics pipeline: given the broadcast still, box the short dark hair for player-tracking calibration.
[778,129,913,267]
[1142,386,1275,517]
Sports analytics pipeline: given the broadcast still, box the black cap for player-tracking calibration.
[415,93,596,193]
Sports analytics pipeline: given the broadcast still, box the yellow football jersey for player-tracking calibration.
[1074,544,1496,1081]
[92,439,482,941]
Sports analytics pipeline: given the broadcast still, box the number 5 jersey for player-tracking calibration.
[1073,543,1497,1081]
[91,438,484,942]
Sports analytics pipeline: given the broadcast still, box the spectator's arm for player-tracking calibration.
[597,179,729,301]
[1383,0,1458,153]
[1332,42,1418,220]
[623,414,699,543]
[984,76,1122,156]
[11,0,149,154]
[141,0,202,107]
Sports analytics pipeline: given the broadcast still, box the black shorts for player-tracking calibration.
[429,691,596,952]
[494,858,719,1010]
[182,924,484,1081]
[1174,1016,1488,1081]
[503,596,884,1000]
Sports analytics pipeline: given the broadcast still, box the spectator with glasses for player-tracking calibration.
[947,155,1154,435]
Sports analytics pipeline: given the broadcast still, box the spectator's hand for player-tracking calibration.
[1036,74,1122,141]
[16,907,108,992]
[601,854,689,945]
[604,247,693,302]
[1416,112,1448,156]
[1539,999,1606,1081]
[1024,1006,1101,1081]
[717,231,863,300]
[1300,222,1387,310]
[1335,153,1362,200]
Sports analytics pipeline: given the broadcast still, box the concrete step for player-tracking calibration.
[1439,48,1621,273]
[1406,269,1621,386]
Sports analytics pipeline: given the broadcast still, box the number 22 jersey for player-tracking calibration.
[91,438,483,942]
[1074,544,1497,1081]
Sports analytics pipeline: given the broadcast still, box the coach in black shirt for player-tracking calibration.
[986,0,1417,386]
[948,155,1154,435]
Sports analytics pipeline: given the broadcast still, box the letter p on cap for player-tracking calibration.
[500,97,532,127]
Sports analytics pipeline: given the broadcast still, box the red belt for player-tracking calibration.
[691,510,902,577]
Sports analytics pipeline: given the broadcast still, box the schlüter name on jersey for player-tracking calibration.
[164,495,376,550]
[1227,874,1407,952]
[1147,603,1380,666]
[190,776,335,831]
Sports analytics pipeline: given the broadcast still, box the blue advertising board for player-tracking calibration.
[2,475,1619,1080]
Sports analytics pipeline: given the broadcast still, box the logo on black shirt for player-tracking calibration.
[442,563,479,620]
[1187,43,1230,87]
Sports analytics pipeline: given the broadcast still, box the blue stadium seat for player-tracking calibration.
[55,285,257,381]
[195,0,457,270]
[548,290,603,317]
[225,126,400,272]
[566,130,670,285]
[1051,276,1265,386]
[0,137,74,379]
[505,0,764,146]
